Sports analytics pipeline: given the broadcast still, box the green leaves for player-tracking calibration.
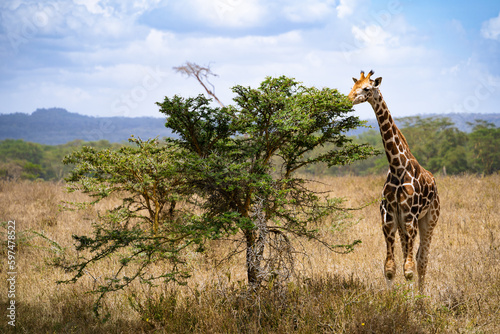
[157,95,233,157]
[60,137,200,315]
[468,120,500,174]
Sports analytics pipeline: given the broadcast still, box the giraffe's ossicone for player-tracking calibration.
[348,70,440,291]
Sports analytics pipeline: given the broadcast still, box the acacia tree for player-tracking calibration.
[59,76,377,315]
[468,120,500,174]
[157,76,377,287]
[59,137,200,315]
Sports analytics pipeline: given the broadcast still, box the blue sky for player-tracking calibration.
[1,0,499,119]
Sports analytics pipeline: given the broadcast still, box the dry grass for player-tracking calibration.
[0,175,499,333]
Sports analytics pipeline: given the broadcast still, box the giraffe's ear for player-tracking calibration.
[374,77,382,88]
[352,77,358,83]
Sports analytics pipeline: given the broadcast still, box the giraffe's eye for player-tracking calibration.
[363,87,370,92]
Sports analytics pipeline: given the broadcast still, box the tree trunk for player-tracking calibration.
[245,229,260,288]
[244,199,268,288]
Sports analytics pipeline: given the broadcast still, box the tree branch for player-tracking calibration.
[174,62,225,108]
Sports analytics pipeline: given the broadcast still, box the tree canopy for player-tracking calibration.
[157,76,376,286]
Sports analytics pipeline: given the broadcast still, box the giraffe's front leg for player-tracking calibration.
[403,215,418,281]
[381,201,397,286]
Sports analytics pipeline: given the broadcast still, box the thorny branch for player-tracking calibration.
[174,62,225,108]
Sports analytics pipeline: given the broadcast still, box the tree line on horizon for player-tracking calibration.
[304,116,500,176]
[0,116,498,181]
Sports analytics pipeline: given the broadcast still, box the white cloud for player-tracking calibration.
[0,0,145,51]
[352,24,399,47]
[74,0,108,16]
[73,0,162,18]
[336,0,358,19]
[189,0,265,28]
[441,64,460,76]
[481,12,500,40]
[283,0,336,23]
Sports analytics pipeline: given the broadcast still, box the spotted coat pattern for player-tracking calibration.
[348,71,440,291]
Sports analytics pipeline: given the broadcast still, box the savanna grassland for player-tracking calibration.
[1,174,499,333]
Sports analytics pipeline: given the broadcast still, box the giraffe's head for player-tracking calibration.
[348,70,382,105]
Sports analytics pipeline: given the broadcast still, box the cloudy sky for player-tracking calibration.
[1,0,499,119]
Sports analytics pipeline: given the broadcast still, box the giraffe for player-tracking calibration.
[347,70,440,291]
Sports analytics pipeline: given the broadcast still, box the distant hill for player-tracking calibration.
[0,108,498,145]
[0,108,174,145]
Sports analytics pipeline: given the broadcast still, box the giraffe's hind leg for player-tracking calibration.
[397,220,408,275]
[416,198,440,292]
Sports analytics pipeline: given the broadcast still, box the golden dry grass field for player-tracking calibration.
[1,174,499,333]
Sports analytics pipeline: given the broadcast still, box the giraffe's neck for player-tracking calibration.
[369,91,414,172]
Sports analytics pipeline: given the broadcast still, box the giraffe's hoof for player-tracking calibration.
[384,260,396,281]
